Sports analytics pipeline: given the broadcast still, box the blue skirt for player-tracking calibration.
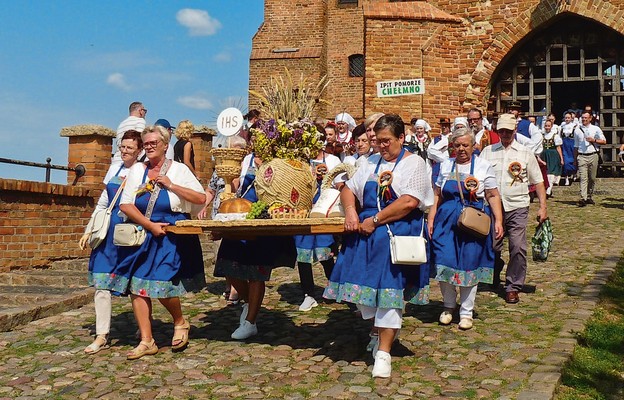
[323,209,430,309]
[117,190,206,298]
[430,197,494,287]
[562,137,577,176]
[294,234,334,263]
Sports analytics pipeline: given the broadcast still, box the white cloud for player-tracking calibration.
[176,9,221,36]
[177,95,213,110]
[106,73,132,91]
[213,51,231,63]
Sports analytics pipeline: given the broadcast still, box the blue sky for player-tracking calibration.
[0,1,264,183]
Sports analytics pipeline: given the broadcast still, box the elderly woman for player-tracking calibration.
[119,125,206,360]
[427,128,504,330]
[324,114,433,378]
[405,119,431,161]
[343,124,373,166]
[173,120,196,176]
[79,130,143,354]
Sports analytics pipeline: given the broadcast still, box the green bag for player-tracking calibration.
[532,218,553,261]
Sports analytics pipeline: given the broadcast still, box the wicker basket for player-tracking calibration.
[269,208,309,219]
[255,158,315,211]
[211,148,247,168]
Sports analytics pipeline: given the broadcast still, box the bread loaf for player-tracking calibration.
[218,198,252,214]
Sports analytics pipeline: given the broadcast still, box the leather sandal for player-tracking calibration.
[171,319,190,351]
[127,339,158,360]
[84,334,108,354]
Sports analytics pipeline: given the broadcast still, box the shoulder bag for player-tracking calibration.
[455,167,491,238]
[377,195,427,265]
[88,180,126,249]
[113,160,171,246]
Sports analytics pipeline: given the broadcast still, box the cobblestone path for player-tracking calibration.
[1,179,622,399]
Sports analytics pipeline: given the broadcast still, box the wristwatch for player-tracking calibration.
[373,214,379,226]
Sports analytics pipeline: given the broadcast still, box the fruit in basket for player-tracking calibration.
[218,198,252,214]
[246,201,270,219]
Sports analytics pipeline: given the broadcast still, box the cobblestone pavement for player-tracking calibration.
[0,179,622,399]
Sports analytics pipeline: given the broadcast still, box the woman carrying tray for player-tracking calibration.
[214,151,297,340]
[324,114,433,378]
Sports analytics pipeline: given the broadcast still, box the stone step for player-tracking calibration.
[0,270,87,288]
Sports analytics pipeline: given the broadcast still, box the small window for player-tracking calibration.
[349,54,364,77]
[338,0,357,4]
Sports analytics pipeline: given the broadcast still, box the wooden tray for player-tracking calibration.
[165,217,345,239]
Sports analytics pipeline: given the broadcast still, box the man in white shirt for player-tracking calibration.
[112,102,147,163]
[480,114,548,304]
[574,111,607,206]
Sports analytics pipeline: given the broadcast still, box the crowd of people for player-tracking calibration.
[79,99,611,378]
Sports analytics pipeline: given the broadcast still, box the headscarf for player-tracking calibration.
[453,117,468,131]
[335,112,356,131]
[414,119,431,132]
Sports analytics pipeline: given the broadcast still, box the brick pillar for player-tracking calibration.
[190,127,216,185]
[60,125,115,186]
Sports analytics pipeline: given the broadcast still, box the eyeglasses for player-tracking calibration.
[468,117,481,122]
[140,108,147,114]
[119,145,138,151]
[143,140,161,149]
[366,127,374,132]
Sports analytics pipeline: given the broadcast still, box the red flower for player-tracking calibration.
[138,289,147,297]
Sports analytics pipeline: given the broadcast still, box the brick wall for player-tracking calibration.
[0,179,95,271]
[0,126,215,271]
[251,0,624,134]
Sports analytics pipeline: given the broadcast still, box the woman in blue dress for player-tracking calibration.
[119,125,206,360]
[214,152,297,340]
[324,114,433,378]
[79,130,143,354]
[427,128,503,331]
[560,111,578,185]
[294,145,342,312]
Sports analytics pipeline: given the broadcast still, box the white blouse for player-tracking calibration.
[346,153,433,211]
[120,161,205,214]
[436,157,497,199]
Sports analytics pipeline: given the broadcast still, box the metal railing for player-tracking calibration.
[0,157,86,185]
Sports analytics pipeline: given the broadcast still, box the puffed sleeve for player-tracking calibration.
[120,163,147,205]
[397,155,433,210]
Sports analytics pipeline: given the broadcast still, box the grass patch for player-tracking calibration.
[555,253,624,400]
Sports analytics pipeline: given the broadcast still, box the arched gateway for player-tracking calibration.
[484,13,624,170]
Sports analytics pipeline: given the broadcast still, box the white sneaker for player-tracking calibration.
[298,295,318,312]
[439,310,453,325]
[459,317,473,330]
[239,303,249,325]
[372,350,392,378]
[231,320,258,340]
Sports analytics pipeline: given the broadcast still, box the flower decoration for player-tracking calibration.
[135,179,155,197]
[250,119,324,162]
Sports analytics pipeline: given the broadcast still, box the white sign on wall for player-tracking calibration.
[216,107,244,136]
[376,79,425,98]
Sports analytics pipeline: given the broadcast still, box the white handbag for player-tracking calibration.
[113,223,147,246]
[387,222,428,265]
[378,193,427,265]
[113,160,170,247]
[309,163,356,218]
[88,180,126,249]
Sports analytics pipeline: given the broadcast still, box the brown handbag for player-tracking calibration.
[455,168,491,238]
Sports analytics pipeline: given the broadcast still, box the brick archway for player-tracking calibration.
[463,0,624,110]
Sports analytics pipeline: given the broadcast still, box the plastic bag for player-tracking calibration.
[531,218,553,261]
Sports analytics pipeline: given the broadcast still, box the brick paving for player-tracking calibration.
[0,179,622,399]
